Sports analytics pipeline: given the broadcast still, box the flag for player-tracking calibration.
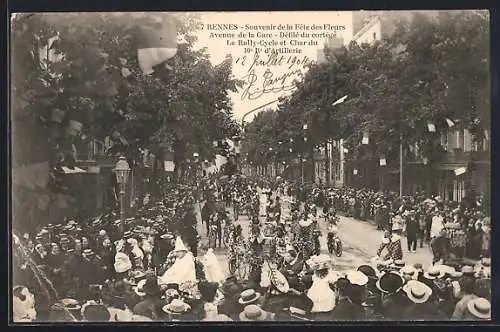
[332,95,348,106]
[454,167,467,176]
[136,15,177,74]
[379,158,386,166]
[445,118,455,127]
[353,169,358,175]
[362,132,369,145]
[427,123,436,132]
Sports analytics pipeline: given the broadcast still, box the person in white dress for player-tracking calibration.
[306,255,337,320]
[159,237,197,285]
[199,242,225,285]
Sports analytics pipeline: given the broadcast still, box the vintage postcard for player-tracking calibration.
[10,10,491,322]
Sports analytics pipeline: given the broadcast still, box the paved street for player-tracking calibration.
[194,198,434,277]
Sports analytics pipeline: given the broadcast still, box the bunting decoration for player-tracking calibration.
[303,124,308,130]
[136,15,177,74]
[445,118,455,127]
[379,158,386,166]
[454,167,467,176]
[427,123,436,132]
[353,169,358,175]
[484,129,489,141]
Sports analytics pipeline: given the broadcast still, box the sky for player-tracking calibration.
[194,11,355,122]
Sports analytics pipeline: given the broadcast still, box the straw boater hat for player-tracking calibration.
[467,298,491,320]
[376,272,404,294]
[461,266,475,276]
[298,217,313,228]
[403,280,432,304]
[346,270,369,286]
[424,266,445,280]
[239,305,273,321]
[162,298,191,315]
[59,298,81,312]
[400,265,417,277]
[173,236,188,252]
[238,289,261,305]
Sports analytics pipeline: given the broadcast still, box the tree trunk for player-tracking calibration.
[173,139,186,183]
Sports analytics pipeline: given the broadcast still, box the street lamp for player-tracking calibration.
[114,156,131,234]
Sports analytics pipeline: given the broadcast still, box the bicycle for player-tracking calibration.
[327,232,343,257]
[228,242,249,280]
[208,224,219,249]
[223,223,235,248]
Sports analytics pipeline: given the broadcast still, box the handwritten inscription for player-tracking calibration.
[240,68,303,101]
[237,51,312,100]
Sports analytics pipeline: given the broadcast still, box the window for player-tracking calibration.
[373,32,377,40]
[440,132,448,151]
[463,129,472,152]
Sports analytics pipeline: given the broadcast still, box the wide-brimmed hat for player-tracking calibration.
[391,260,406,269]
[162,298,191,315]
[434,264,456,277]
[346,270,369,286]
[461,266,475,276]
[376,272,404,294]
[298,218,313,227]
[130,270,146,281]
[122,231,133,239]
[424,267,445,280]
[239,305,272,321]
[400,265,417,276]
[238,289,261,305]
[59,298,81,311]
[467,298,491,320]
[307,254,331,271]
[403,280,432,304]
[357,265,378,281]
[160,233,174,240]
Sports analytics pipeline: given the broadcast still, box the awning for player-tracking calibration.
[435,164,468,171]
[61,166,86,174]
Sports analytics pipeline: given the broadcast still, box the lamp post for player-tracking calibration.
[114,156,131,234]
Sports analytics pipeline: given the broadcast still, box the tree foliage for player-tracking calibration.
[242,11,489,166]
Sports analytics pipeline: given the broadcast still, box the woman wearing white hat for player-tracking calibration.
[305,255,336,320]
[159,237,196,285]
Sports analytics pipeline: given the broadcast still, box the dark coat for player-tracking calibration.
[381,290,411,320]
[401,302,448,320]
[133,297,167,320]
[331,297,365,321]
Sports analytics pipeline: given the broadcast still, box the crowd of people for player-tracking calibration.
[11,174,491,322]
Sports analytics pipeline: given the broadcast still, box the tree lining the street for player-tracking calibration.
[242,11,489,173]
[11,13,242,229]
